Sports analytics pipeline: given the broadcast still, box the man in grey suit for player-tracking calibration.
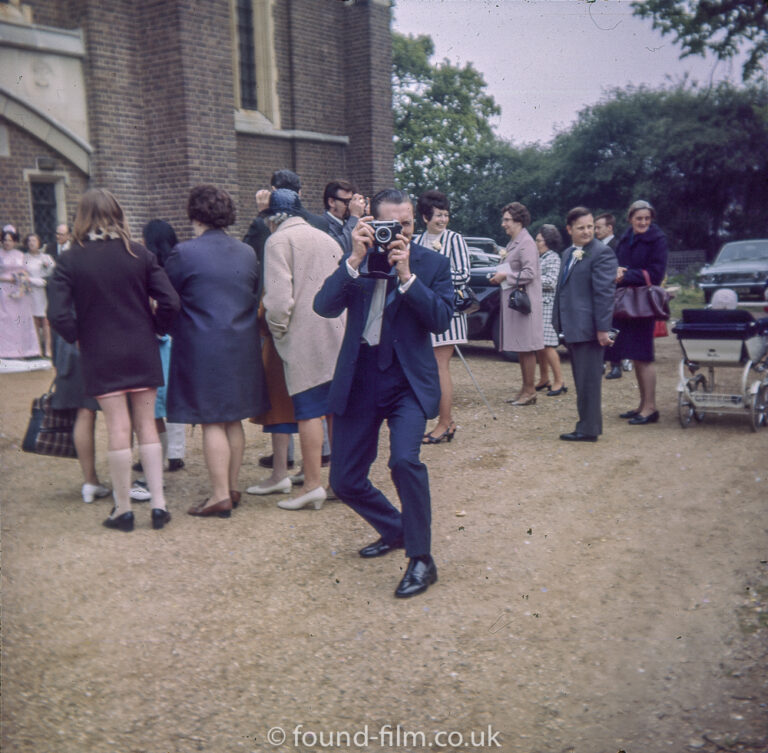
[316,180,366,254]
[553,207,617,442]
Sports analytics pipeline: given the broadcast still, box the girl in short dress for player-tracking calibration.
[47,189,179,531]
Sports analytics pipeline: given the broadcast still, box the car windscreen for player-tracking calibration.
[716,240,768,263]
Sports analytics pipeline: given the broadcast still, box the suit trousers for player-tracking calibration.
[567,340,605,437]
[329,343,431,558]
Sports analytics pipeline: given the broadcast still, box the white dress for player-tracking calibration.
[24,252,55,317]
[414,229,470,346]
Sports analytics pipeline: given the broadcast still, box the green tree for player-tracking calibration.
[632,0,768,81]
[547,82,768,256]
[392,31,501,227]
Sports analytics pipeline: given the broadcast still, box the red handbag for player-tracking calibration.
[614,269,672,321]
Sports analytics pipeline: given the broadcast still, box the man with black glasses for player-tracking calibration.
[317,180,366,254]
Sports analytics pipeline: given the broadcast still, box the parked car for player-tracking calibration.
[464,236,504,257]
[464,245,518,359]
[697,239,768,303]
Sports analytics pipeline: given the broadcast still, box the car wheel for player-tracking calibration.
[491,312,519,362]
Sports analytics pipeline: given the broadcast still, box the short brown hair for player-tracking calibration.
[566,206,592,226]
[501,202,531,228]
[187,185,236,228]
[595,212,615,229]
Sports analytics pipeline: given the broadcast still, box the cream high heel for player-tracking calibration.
[246,477,292,495]
[277,486,327,510]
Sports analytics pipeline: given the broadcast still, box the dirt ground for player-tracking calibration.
[1,334,767,753]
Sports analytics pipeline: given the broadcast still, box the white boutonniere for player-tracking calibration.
[431,239,442,251]
[572,249,585,262]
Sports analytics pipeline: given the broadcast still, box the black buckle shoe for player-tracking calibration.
[103,510,134,532]
[358,537,403,558]
[152,508,171,530]
[395,556,437,598]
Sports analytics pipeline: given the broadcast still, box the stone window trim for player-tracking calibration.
[230,0,280,128]
[22,168,69,227]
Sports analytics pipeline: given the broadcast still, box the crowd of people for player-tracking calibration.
[3,172,670,598]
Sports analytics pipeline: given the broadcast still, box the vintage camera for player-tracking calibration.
[370,220,403,253]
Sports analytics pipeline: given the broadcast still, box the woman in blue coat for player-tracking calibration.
[611,200,668,425]
[165,185,269,518]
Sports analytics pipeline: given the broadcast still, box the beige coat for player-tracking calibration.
[497,227,544,353]
[263,216,345,395]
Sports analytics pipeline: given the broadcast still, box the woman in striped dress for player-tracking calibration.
[534,224,566,396]
[415,190,471,444]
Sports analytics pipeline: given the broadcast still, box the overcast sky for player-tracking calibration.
[392,0,747,145]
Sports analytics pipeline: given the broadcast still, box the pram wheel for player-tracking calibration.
[749,382,768,432]
[678,374,706,428]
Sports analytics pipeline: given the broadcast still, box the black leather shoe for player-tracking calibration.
[359,536,404,558]
[628,410,659,425]
[559,431,598,442]
[321,454,331,467]
[546,385,568,396]
[167,458,185,472]
[619,409,640,419]
[258,454,295,469]
[103,510,134,532]
[395,556,437,598]
[151,508,171,530]
[605,365,622,380]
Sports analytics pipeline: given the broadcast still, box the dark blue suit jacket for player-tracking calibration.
[314,242,453,418]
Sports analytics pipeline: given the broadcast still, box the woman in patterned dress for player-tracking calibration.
[534,224,567,396]
[414,190,471,443]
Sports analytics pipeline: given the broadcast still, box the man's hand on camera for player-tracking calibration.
[349,215,375,270]
[349,194,366,218]
[387,234,412,284]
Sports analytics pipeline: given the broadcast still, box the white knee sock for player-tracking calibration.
[139,442,166,510]
[107,448,133,515]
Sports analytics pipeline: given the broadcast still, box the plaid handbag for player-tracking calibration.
[22,388,78,458]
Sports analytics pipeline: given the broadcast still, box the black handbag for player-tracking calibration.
[454,285,479,314]
[507,271,531,315]
[22,383,78,458]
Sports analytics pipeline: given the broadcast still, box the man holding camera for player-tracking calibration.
[314,189,453,598]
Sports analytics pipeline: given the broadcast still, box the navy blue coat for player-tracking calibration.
[313,242,453,419]
[164,229,269,424]
[615,223,668,287]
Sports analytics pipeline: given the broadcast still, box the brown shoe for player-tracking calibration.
[187,498,232,518]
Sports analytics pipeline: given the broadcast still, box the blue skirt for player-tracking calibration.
[291,381,331,420]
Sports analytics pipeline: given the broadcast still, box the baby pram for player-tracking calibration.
[672,309,768,431]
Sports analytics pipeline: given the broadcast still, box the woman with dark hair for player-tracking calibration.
[1,226,40,359]
[23,232,55,358]
[165,184,269,517]
[414,190,471,443]
[534,224,566,396]
[490,202,544,405]
[611,199,668,424]
[47,188,180,531]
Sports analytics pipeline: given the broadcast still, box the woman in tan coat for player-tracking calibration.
[262,189,345,510]
[490,202,544,405]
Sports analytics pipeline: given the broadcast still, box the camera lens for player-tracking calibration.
[374,226,392,245]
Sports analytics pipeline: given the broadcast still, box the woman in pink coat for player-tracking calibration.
[490,202,544,405]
